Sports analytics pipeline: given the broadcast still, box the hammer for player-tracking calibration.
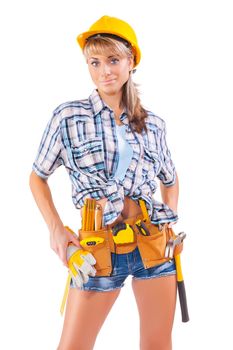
[165,232,186,259]
[165,231,189,322]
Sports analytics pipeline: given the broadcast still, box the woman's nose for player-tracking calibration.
[101,63,111,76]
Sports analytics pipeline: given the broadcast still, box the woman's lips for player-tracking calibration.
[101,79,116,85]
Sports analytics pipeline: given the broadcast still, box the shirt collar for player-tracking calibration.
[88,89,128,125]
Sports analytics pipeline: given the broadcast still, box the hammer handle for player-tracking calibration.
[177,280,189,322]
[175,254,190,322]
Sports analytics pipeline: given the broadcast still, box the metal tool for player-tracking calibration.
[165,232,186,259]
[164,231,189,322]
[135,220,150,236]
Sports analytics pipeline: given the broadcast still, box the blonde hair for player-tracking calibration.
[83,37,148,133]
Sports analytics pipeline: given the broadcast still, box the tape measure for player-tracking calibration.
[80,236,104,248]
[112,222,135,244]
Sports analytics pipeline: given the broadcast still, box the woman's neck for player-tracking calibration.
[97,89,123,112]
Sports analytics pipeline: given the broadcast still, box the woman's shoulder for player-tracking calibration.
[52,97,93,121]
[144,109,166,132]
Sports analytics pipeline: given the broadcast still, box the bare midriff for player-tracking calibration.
[80,196,143,227]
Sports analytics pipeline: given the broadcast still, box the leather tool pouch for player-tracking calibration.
[137,222,183,269]
[78,228,112,276]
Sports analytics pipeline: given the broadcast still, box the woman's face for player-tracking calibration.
[86,53,134,96]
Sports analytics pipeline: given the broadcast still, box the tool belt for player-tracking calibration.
[78,211,184,277]
[61,198,189,322]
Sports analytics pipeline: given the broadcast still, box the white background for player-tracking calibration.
[0,0,233,349]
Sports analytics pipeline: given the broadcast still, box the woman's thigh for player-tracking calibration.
[132,275,177,350]
[57,287,121,350]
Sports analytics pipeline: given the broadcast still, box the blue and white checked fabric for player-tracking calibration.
[32,89,178,226]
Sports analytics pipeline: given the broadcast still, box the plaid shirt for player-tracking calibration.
[32,89,178,226]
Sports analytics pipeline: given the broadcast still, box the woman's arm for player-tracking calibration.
[29,170,81,266]
[160,172,179,213]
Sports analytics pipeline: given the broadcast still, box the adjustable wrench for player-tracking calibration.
[165,232,186,259]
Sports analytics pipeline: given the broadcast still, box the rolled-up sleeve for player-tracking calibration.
[32,111,63,179]
[157,121,176,187]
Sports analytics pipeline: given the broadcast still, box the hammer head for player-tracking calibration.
[165,232,186,258]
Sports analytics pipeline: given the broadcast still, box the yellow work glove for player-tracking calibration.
[67,244,97,288]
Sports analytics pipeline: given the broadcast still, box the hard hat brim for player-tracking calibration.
[77,30,141,67]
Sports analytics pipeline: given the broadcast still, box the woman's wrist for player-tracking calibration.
[48,219,64,235]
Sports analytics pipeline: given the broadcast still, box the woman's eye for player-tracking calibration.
[91,61,99,67]
[110,58,119,64]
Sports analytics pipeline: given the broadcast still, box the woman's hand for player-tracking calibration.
[29,172,81,267]
[49,225,81,268]
[168,221,178,228]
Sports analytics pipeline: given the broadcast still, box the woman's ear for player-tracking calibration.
[128,56,134,71]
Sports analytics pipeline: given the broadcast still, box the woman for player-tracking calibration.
[29,15,180,350]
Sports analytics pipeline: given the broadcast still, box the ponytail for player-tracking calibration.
[122,71,148,134]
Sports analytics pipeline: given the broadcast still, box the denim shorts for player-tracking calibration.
[70,246,176,292]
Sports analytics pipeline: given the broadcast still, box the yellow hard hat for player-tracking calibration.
[76,15,141,67]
